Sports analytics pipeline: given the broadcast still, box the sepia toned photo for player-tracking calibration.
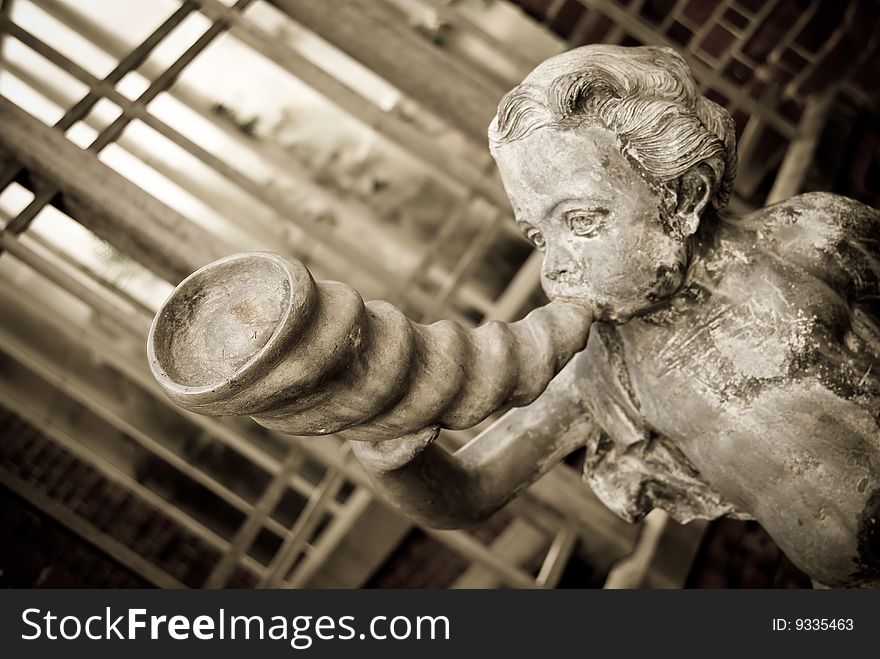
[0,0,877,600]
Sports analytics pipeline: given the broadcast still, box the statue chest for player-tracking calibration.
[579,269,880,524]
[580,256,870,451]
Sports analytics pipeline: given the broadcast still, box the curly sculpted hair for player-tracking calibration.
[489,45,737,210]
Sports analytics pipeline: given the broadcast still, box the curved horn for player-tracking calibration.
[148,252,591,440]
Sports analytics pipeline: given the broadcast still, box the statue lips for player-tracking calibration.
[149,251,593,441]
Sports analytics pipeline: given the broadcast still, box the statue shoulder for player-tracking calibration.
[762,191,877,233]
[738,192,879,302]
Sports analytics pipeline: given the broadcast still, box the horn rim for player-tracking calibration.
[147,251,313,407]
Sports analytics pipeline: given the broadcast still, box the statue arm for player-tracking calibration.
[350,351,596,528]
[147,251,596,529]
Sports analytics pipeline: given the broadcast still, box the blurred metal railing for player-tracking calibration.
[0,0,644,589]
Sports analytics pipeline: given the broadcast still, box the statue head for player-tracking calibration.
[489,45,737,322]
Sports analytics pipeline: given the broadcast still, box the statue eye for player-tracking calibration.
[566,210,607,237]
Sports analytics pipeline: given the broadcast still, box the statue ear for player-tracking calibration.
[672,168,712,238]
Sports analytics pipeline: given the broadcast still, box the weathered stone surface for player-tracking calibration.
[149,252,592,439]
[487,45,879,587]
[150,45,880,587]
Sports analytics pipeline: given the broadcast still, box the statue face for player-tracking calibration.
[493,125,692,322]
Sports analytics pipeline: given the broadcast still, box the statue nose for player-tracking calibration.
[545,268,569,281]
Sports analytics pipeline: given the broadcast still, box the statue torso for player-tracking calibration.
[578,192,880,586]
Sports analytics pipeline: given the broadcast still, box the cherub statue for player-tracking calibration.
[149,46,879,587]
[487,45,880,587]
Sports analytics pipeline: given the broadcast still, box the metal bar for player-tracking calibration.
[785,1,859,96]
[424,528,540,589]
[536,527,577,588]
[0,0,198,229]
[765,93,833,205]
[0,0,16,77]
[658,0,687,34]
[1,59,335,275]
[732,85,784,199]
[0,469,187,589]
[525,457,639,570]
[643,518,707,589]
[0,93,232,282]
[55,0,197,132]
[567,6,607,46]
[266,0,505,142]
[545,0,569,27]
[193,0,514,211]
[452,518,547,588]
[603,509,668,589]
[698,0,783,93]
[378,0,513,90]
[484,249,542,322]
[32,0,522,252]
[0,231,150,337]
[688,0,736,64]
[286,486,373,588]
[24,230,154,317]
[420,209,502,322]
[260,467,347,588]
[418,0,535,75]
[88,0,256,153]
[204,448,307,587]
[0,297,292,541]
[3,23,489,319]
[0,18,444,297]
[2,187,55,236]
[603,0,646,46]
[572,0,796,138]
[0,384,267,579]
[388,196,474,307]
[788,2,880,105]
